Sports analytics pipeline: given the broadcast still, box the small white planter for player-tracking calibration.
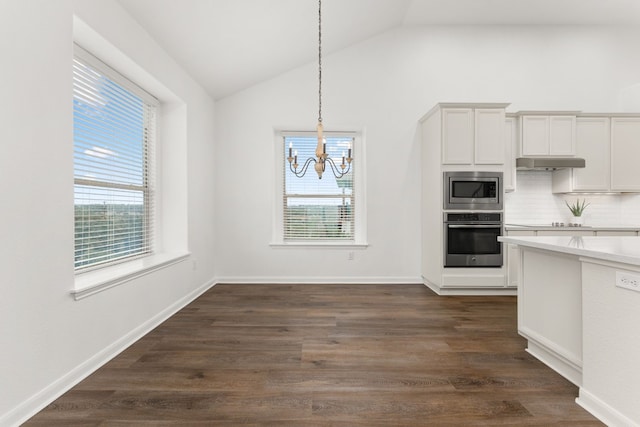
[571,215,584,226]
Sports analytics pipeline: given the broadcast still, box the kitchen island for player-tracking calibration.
[498,235,640,427]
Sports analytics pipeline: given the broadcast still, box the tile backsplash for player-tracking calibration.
[505,171,640,226]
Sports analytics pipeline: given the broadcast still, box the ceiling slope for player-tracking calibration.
[117,0,640,100]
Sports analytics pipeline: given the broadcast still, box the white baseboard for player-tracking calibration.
[423,277,517,296]
[212,276,423,285]
[577,388,640,427]
[524,338,582,387]
[1,278,216,427]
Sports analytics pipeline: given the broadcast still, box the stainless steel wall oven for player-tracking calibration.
[444,212,503,267]
[444,171,502,211]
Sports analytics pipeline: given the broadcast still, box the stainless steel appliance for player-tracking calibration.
[444,171,502,211]
[444,212,503,267]
[516,157,585,171]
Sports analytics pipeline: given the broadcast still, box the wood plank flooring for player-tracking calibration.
[25,284,603,426]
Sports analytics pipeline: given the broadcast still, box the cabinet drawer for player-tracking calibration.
[595,231,638,236]
[506,230,536,236]
[536,230,594,236]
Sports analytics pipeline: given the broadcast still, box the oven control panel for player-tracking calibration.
[444,212,502,223]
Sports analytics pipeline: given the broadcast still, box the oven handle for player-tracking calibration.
[446,224,501,229]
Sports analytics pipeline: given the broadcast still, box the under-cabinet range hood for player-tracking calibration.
[516,157,586,171]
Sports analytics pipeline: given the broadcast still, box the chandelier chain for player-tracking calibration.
[287,0,352,179]
[318,0,322,124]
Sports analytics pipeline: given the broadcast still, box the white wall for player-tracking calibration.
[214,25,640,282]
[0,0,215,424]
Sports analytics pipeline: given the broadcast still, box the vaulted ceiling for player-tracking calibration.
[117,0,640,100]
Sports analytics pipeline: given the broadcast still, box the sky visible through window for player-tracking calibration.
[73,54,151,268]
[73,59,145,204]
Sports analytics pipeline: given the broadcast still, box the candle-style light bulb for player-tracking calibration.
[315,122,324,158]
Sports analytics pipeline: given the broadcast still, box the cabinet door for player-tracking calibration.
[504,117,517,192]
[505,230,535,288]
[506,244,520,288]
[474,109,505,164]
[549,116,576,155]
[611,117,640,191]
[572,117,610,191]
[442,108,474,164]
[521,116,549,156]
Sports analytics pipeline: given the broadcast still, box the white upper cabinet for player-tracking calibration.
[571,117,610,191]
[442,107,506,165]
[475,108,506,164]
[521,116,548,156]
[611,117,640,191]
[552,117,610,193]
[549,116,576,155]
[552,115,640,193]
[521,114,576,156]
[442,108,474,164]
[504,116,517,192]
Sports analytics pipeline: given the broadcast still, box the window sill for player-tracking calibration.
[270,242,368,249]
[72,252,190,300]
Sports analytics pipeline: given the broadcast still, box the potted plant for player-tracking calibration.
[565,198,590,226]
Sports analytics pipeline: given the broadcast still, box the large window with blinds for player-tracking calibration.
[283,134,355,241]
[73,46,158,270]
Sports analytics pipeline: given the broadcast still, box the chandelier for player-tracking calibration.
[287,0,352,179]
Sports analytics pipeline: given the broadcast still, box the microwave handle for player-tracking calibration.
[447,224,500,229]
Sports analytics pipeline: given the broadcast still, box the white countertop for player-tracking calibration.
[505,224,640,231]
[498,235,640,267]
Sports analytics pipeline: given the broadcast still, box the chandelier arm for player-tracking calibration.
[289,156,317,178]
[324,157,351,179]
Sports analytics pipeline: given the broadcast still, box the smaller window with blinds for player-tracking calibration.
[73,45,158,271]
[283,134,355,241]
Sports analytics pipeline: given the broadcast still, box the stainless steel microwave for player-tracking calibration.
[444,171,502,210]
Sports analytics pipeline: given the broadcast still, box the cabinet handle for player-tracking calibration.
[447,224,501,229]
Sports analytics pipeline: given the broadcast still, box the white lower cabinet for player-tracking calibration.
[505,230,535,288]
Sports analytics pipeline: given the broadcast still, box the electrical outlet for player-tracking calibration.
[616,271,640,292]
[348,251,354,261]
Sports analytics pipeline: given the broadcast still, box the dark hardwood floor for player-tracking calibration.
[25,284,603,426]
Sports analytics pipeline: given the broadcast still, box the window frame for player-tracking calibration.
[71,19,191,301]
[73,44,159,272]
[271,129,368,248]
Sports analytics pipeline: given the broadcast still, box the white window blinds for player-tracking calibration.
[73,46,157,270]
[283,135,354,241]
